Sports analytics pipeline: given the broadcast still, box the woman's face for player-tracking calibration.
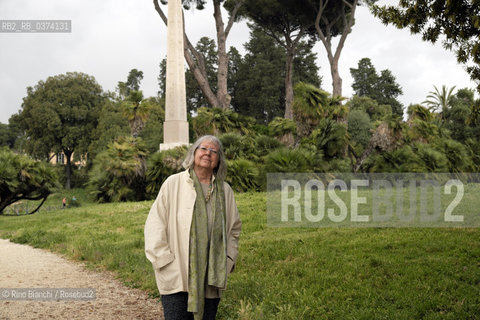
[193,140,220,172]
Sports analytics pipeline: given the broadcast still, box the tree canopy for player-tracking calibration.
[371,0,480,90]
[309,0,360,97]
[232,26,321,123]
[16,72,105,189]
[0,148,58,215]
[350,57,403,116]
[236,0,318,119]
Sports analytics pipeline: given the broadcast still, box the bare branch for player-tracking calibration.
[224,0,245,38]
[333,0,358,61]
[153,0,168,25]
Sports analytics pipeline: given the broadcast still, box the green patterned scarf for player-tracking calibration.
[188,169,227,320]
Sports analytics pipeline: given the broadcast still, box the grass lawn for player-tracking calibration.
[1,190,479,319]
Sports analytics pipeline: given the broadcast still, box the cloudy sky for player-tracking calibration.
[0,0,477,124]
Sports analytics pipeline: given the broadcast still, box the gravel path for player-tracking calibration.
[0,239,164,320]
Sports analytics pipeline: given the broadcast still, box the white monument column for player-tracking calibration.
[160,0,189,151]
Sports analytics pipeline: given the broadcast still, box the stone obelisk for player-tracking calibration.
[160,0,189,151]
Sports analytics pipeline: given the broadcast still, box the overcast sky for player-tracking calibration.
[0,0,477,124]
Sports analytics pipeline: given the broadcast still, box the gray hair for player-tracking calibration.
[182,135,227,180]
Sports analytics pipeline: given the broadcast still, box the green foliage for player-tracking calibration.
[304,118,348,160]
[347,95,392,122]
[325,158,352,172]
[0,122,19,149]
[407,118,440,143]
[16,72,105,189]
[253,135,283,158]
[139,98,165,154]
[416,143,449,172]
[231,27,285,123]
[55,165,89,189]
[292,82,330,137]
[226,158,261,192]
[18,72,104,158]
[264,147,322,173]
[219,133,255,161]
[267,117,296,138]
[192,107,256,138]
[0,148,58,214]
[368,140,475,174]
[235,1,318,119]
[88,98,130,162]
[368,145,424,173]
[350,57,403,116]
[117,68,144,99]
[423,85,456,115]
[407,104,434,122]
[145,146,188,196]
[121,91,152,138]
[231,27,321,124]
[443,88,479,144]
[88,137,148,202]
[347,109,372,154]
[466,138,480,171]
[434,139,474,173]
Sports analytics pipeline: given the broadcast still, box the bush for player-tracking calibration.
[146,146,188,197]
[226,158,261,192]
[303,118,348,160]
[347,95,392,122]
[435,139,473,172]
[348,109,372,153]
[368,145,424,173]
[192,107,256,138]
[219,133,255,161]
[254,135,283,158]
[267,117,296,138]
[87,137,148,202]
[416,143,449,172]
[264,147,320,173]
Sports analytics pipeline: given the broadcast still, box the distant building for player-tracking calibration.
[48,152,86,167]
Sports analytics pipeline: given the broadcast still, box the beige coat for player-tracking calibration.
[144,170,242,295]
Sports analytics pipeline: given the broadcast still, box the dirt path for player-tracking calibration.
[0,239,164,320]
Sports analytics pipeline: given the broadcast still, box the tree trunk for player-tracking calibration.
[214,0,229,110]
[65,150,72,189]
[26,196,48,215]
[154,0,244,110]
[330,56,343,97]
[315,0,358,98]
[284,46,295,120]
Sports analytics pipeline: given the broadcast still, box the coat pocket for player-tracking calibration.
[156,260,180,292]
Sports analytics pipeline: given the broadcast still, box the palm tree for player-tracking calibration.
[423,85,456,118]
[292,82,330,139]
[88,136,148,202]
[121,90,151,138]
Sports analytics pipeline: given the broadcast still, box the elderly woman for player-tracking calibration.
[145,135,242,320]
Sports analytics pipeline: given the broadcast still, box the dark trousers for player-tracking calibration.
[161,292,220,320]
